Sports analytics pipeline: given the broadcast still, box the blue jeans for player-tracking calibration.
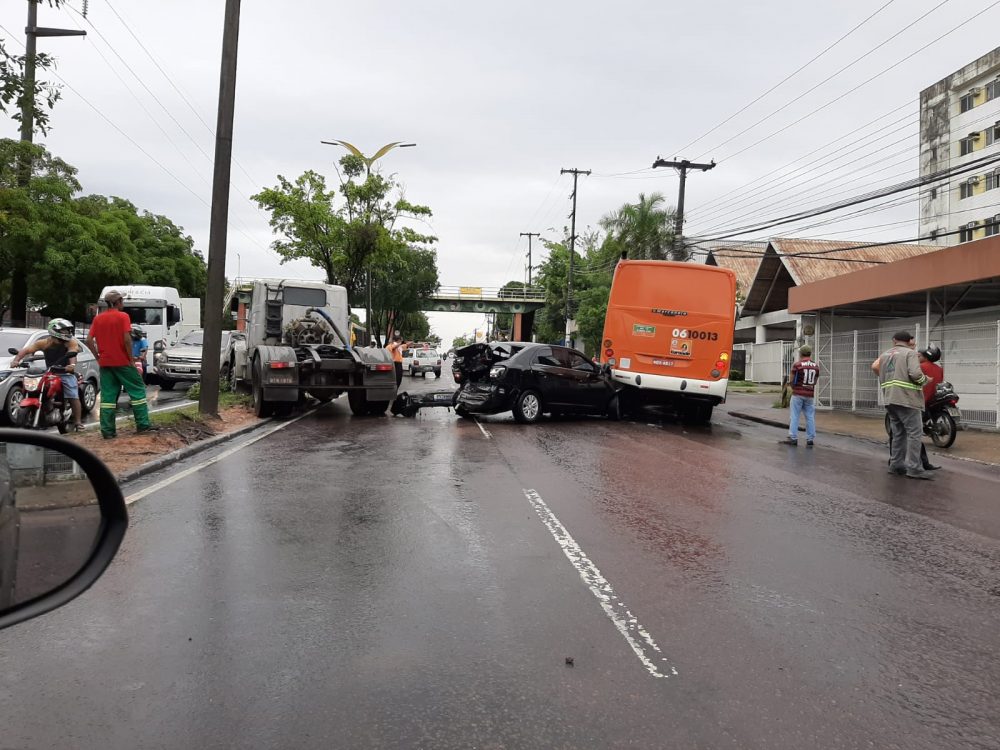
[788,395,815,441]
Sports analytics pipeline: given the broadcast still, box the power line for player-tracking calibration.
[673,0,899,156]
[705,0,1000,165]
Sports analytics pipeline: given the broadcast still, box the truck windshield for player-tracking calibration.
[123,306,164,326]
[284,287,327,307]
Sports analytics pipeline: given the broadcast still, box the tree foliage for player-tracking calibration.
[1,31,64,138]
[0,139,206,322]
[252,155,439,340]
[599,191,681,261]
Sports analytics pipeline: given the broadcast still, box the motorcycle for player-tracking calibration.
[13,361,78,434]
[884,381,964,449]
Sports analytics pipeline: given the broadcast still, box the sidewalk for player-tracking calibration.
[722,392,1000,466]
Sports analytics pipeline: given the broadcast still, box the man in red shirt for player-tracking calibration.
[778,344,820,447]
[85,289,153,439]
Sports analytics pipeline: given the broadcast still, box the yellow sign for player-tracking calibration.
[459,286,482,295]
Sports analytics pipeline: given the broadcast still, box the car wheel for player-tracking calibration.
[513,389,543,424]
[4,384,25,425]
[607,394,622,421]
[81,379,98,414]
[220,361,230,381]
[434,369,441,377]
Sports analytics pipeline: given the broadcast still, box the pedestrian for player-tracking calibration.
[871,331,931,480]
[386,334,410,387]
[778,344,820,447]
[85,290,155,439]
[130,325,148,381]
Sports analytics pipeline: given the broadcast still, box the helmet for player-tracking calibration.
[47,318,74,341]
[919,343,941,362]
[130,325,146,340]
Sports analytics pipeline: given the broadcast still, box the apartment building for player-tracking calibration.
[919,46,1000,245]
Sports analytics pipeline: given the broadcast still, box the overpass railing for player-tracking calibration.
[434,286,546,301]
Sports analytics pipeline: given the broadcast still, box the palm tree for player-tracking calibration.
[599,192,681,261]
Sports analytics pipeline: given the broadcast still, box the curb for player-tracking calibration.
[116,417,272,485]
[727,410,1000,468]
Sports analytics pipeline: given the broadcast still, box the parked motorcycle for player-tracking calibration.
[884,381,963,449]
[12,361,78,434]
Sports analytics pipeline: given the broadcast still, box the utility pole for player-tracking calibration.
[520,232,540,286]
[652,157,715,260]
[199,0,241,417]
[13,1,85,326]
[559,168,590,347]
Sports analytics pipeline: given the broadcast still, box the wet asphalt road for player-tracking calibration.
[2,370,999,749]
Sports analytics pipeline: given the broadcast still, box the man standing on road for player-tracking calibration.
[386,334,410,388]
[872,331,931,480]
[778,345,820,447]
[85,290,154,439]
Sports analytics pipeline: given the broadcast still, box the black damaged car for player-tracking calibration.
[453,342,622,423]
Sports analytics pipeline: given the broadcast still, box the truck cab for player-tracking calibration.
[96,285,201,377]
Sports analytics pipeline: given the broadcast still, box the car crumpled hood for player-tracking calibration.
[453,342,524,381]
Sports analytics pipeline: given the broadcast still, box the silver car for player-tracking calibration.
[0,328,100,425]
[156,330,240,390]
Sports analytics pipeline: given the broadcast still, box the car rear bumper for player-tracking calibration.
[611,369,728,400]
[410,364,439,372]
[456,384,510,413]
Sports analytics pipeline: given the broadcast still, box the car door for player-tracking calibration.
[526,347,564,405]
[564,350,613,413]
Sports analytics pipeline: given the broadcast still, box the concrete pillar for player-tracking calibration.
[755,323,767,344]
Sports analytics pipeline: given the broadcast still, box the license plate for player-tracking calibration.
[22,377,41,390]
[947,406,961,417]
[434,393,452,401]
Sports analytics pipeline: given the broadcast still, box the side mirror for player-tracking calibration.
[7,348,17,356]
[167,305,181,326]
[0,430,127,631]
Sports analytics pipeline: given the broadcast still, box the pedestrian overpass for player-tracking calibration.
[426,286,546,341]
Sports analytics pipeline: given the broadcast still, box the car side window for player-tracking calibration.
[568,353,595,372]
[532,348,560,367]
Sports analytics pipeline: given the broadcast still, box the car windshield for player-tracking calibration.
[0,332,33,355]
[178,331,203,346]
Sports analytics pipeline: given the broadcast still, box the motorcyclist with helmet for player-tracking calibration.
[130,325,149,381]
[10,319,85,431]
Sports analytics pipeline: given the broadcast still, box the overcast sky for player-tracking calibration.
[2,0,999,345]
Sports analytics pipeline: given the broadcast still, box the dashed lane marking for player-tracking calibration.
[522,488,677,679]
[124,408,317,505]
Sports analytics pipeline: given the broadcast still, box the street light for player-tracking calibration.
[321,139,417,345]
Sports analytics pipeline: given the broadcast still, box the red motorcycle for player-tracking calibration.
[13,361,78,434]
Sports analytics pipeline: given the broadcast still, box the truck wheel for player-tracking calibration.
[159,378,176,391]
[251,358,274,417]
[348,389,368,416]
[365,400,390,415]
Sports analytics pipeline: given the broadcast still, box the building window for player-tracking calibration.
[960,222,978,242]
[929,187,937,199]
[986,216,1000,237]
[960,135,978,155]
[987,170,1000,190]
[988,79,1000,101]
[960,178,977,199]
[961,93,976,112]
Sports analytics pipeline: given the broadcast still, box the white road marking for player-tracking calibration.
[522,488,677,679]
[124,409,316,505]
[475,419,492,439]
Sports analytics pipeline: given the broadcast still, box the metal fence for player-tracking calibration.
[740,319,1000,430]
[733,341,795,384]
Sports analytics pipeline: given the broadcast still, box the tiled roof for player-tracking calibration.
[704,246,762,298]
[770,238,940,286]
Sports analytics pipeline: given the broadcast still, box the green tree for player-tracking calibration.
[599,192,680,261]
[252,156,438,333]
[452,334,473,349]
[394,311,431,342]
[369,245,439,345]
[1,34,62,138]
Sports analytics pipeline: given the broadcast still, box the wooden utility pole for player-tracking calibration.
[652,157,715,260]
[199,0,242,416]
[520,232,539,286]
[13,1,85,326]
[559,168,590,347]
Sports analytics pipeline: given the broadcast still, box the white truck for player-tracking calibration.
[97,285,201,378]
[228,280,396,417]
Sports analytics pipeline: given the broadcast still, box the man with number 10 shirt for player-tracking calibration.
[779,345,820,447]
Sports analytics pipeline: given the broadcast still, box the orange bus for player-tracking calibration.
[600,259,737,422]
